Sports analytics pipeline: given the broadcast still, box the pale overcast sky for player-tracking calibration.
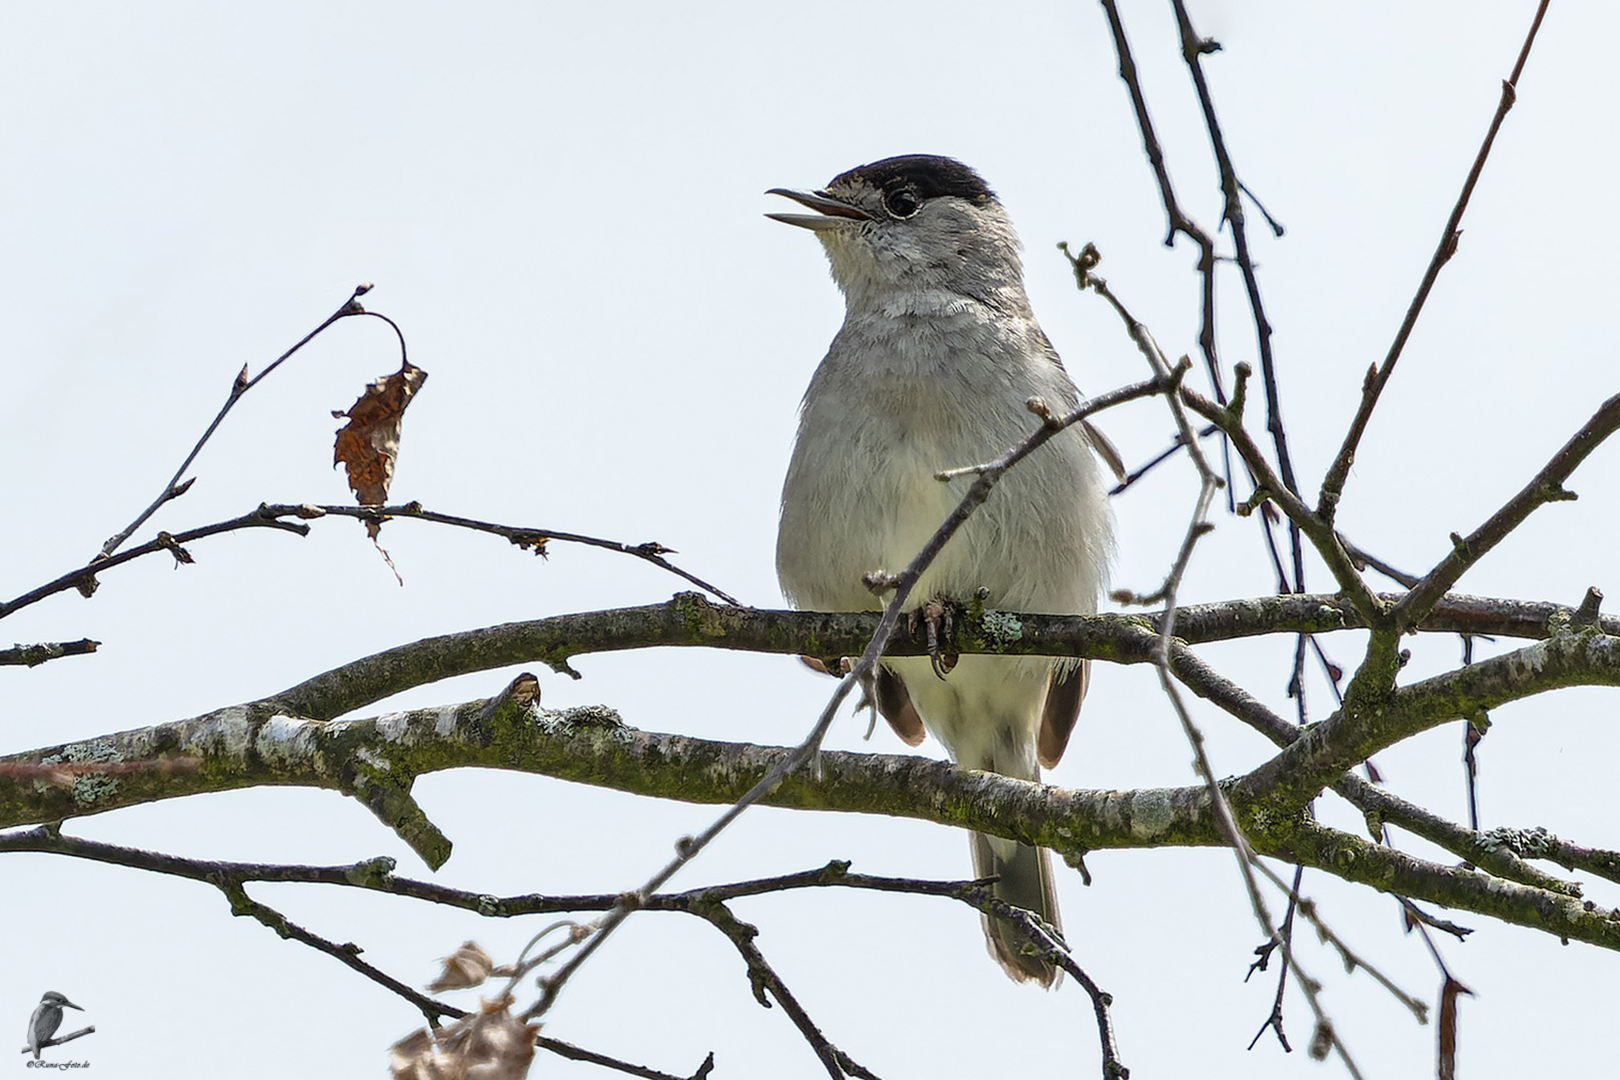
[3,3,1616,1077]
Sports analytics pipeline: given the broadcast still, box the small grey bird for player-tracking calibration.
[26,991,82,1059]
[771,155,1112,985]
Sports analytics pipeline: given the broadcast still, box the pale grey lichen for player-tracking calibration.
[1129,789,1175,838]
[344,856,397,887]
[532,705,630,743]
[567,705,626,728]
[36,740,127,804]
[64,738,123,765]
[72,775,120,807]
[981,610,1025,645]
[1480,825,1556,857]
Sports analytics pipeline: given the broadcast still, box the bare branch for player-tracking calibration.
[1,500,742,625]
[1475,825,1620,888]
[685,896,881,1080]
[0,506,312,621]
[1094,0,1229,412]
[0,639,99,668]
[533,1037,713,1080]
[98,284,375,559]
[1317,0,1552,521]
[1391,393,1620,627]
[1238,629,1620,812]
[1177,383,1383,625]
[3,827,1117,1079]
[299,502,744,607]
[1250,858,1429,1024]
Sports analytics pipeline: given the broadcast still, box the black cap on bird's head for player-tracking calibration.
[766,154,1025,308]
[766,154,996,231]
[828,155,996,206]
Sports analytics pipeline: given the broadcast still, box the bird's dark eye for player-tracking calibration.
[884,188,921,218]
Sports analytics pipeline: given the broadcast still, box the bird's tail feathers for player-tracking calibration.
[970,830,1064,987]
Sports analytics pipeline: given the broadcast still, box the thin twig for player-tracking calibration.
[1178,384,1384,625]
[1167,0,1311,623]
[1245,864,1300,1054]
[1094,1,1225,402]
[1250,859,1429,1023]
[1337,534,1421,589]
[1391,392,1620,627]
[1317,0,1552,522]
[534,1037,713,1080]
[0,507,312,620]
[292,503,745,607]
[5,826,1119,1079]
[687,897,881,1080]
[219,877,464,1024]
[0,639,99,667]
[1079,247,1365,1076]
[1106,423,1218,496]
[0,500,743,625]
[98,284,376,558]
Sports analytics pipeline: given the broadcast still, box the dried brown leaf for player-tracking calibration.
[389,995,537,1080]
[427,941,496,992]
[333,361,428,538]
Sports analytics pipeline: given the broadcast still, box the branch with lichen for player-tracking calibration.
[6,628,1620,956]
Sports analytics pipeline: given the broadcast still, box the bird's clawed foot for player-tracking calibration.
[909,597,959,679]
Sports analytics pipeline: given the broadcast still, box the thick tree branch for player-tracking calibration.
[1334,774,1581,896]
[10,597,1619,849]
[1238,629,1620,811]
[252,590,1616,725]
[8,668,1620,958]
[0,698,1225,855]
[1269,819,1613,950]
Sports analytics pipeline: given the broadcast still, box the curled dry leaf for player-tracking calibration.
[389,995,537,1080]
[333,360,429,539]
[427,941,496,992]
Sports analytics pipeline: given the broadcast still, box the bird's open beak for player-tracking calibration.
[765,188,871,231]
